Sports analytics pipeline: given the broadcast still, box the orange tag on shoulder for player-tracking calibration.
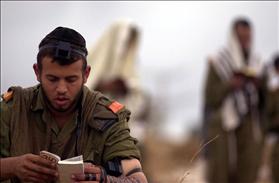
[2,91,13,102]
[109,101,124,113]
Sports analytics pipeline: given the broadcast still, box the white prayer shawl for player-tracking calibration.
[266,62,279,92]
[209,27,263,133]
[86,19,147,141]
[86,19,140,90]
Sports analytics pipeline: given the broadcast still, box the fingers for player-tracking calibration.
[28,154,57,169]
[23,176,46,183]
[18,165,51,183]
[84,163,101,174]
[22,169,50,183]
[34,163,57,176]
[25,155,58,177]
[17,154,58,182]
[72,164,101,182]
[72,173,100,182]
[26,165,57,181]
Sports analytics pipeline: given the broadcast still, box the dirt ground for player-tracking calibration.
[141,133,274,183]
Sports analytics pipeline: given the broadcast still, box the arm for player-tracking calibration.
[0,155,58,182]
[266,90,279,133]
[0,100,58,182]
[101,112,147,182]
[0,157,16,180]
[107,158,147,183]
[73,105,147,182]
[72,158,147,183]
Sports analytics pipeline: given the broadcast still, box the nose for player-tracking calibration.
[56,80,67,94]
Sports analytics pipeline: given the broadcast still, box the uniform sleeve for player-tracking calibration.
[266,90,279,132]
[102,117,141,163]
[204,62,231,109]
[0,100,12,158]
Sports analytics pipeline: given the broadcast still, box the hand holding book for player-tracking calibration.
[71,163,107,182]
[40,151,84,183]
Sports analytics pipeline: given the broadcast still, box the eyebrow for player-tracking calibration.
[65,75,78,79]
[45,74,79,79]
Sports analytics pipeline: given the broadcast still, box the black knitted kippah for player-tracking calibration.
[39,26,87,55]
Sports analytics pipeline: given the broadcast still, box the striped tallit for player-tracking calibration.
[210,29,263,132]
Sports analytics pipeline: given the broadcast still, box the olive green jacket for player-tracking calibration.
[203,62,231,124]
[203,62,262,128]
[0,85,140,182]
[265,89,279,133]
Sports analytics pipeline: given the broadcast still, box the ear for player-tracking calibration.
[33,64,41,82]
[83,65,91,84]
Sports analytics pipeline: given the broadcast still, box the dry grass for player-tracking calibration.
[142,132,205,183]
[142,132,273,183]
[177,135,219,183]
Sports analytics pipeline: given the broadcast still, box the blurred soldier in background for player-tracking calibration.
[203,17,264,183]
[86,19,150,164]
[263,54,279,183]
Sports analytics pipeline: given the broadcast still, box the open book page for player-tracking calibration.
[40,151,84,183]
[61,155,83,162]
[58,155,84,183]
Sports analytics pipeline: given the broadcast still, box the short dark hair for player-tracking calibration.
[37,27,88,71]
[233,17,251,30]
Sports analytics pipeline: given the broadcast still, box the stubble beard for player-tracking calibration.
[41,84,84,113]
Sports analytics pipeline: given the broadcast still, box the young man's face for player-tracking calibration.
[236,25,252,51]
[34,56,90,113]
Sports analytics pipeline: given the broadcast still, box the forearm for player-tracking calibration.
[107,172,147,183]
[77,160,148,183]
[105,162,148,183]
[0,157,17,180]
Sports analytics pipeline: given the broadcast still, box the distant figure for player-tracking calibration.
[86,19,150,151]
[264,54,279,183]
[202,17,264,183]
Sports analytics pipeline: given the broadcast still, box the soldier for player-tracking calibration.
[264,54,279,183]
[0,27,148,183]
[202,17,263,183]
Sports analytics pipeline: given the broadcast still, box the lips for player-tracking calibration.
[54,97,69,106]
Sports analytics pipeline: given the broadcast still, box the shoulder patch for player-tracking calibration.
[1,90,14,102]
[109,101,124,113]
[93,119,118,132]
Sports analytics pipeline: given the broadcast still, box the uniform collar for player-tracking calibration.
[30,85,45,112]
[30,85,81,131]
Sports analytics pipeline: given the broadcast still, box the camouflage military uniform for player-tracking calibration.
[203,63,263,183]
[265,88,279,183]
[0,85,140,183]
